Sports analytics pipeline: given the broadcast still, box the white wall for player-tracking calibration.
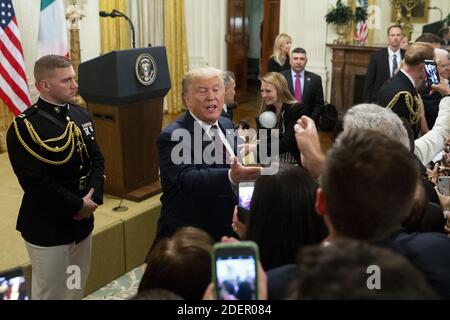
[77,1,101,62]
[11,0,101,101]
[184,0,227,69]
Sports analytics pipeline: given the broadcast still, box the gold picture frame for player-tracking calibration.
[391,0,429,24]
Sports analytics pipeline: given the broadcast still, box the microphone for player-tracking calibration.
[98,9,136,48]
[109,10,120,18]
[99,10,119,18]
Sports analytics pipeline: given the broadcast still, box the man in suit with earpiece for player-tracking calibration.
[281,47,325,124]
[363,25,406,103]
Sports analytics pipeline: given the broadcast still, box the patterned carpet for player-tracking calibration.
[84,264,146,300]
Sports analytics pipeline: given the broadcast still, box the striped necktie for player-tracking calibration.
[392,54,398,77]
[210,125,230,165]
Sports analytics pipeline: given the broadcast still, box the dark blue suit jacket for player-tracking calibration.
[154,111,237,244]
[281,69,325,122]
[363,48,406,103]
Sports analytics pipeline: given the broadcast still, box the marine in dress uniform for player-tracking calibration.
[6,55,104,300]
[7,98,105,246]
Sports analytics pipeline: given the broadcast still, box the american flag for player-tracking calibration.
[0,0,30,116]
[355,0,369,44]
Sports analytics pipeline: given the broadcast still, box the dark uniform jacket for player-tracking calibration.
[418,81,442,129]
[7,98,105,247]
[377,70,421,138]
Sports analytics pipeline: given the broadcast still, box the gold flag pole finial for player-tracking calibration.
[65,0,86,106]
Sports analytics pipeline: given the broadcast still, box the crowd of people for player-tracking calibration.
[146,25,450,300]
[6,24,450,300]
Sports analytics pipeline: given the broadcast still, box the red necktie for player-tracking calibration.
[295,73,302,102]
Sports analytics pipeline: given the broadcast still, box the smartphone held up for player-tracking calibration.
[237,181,255,223]
[438,176,450,196]
[424,60,440,89]
[212,241,259,300]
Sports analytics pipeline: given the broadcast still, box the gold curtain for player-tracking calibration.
[0,101,14,153]
[99,0,131,53]
[164,0,189,114]
[348,0,356,44]
[367,0,376,45]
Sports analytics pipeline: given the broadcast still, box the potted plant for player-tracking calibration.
[325,0,354,44]
[354,6,368,23]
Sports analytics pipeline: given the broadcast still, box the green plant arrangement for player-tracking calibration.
[354,6,368,23]
[325,0,354,26]
[325,0,355,44]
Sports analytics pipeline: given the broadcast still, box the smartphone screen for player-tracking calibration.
[438,176,450,196]
[0,268,29,300]
[214,242,258,300]
[424,60,440,88]
[238,181,255,211]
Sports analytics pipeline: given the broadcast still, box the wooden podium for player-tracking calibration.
[78,47,171,201]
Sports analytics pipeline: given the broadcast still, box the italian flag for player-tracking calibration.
[37,0,69,59]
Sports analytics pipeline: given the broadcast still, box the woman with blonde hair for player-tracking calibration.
[258,72,307,163]
[267,33,292,73]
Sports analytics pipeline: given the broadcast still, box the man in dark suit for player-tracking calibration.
[281,47,324,123]
[377,43,435,139]
[363,25,405,103]
[154,67,261,245]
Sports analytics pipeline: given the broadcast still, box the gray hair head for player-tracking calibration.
[435,48,449,65]
[222,70,236,86]
[343,104,411,151]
